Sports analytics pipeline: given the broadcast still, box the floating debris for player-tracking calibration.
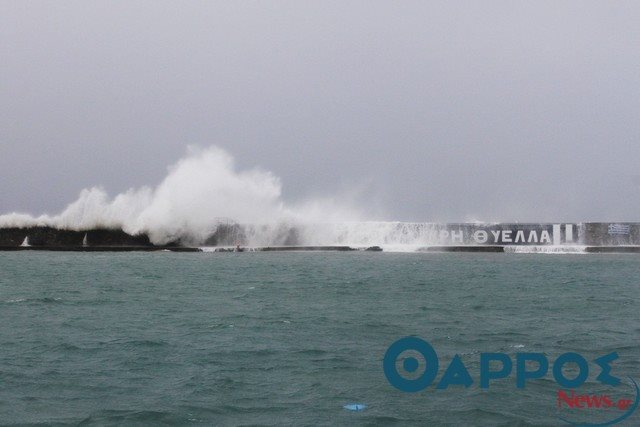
[343,403,367,411]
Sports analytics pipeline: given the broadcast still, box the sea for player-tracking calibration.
[0,251,638,426]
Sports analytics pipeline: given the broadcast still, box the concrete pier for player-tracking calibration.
[1,223,640,253]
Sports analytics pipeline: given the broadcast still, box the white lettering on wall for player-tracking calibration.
[474,230,488,244]
[540,230,551,244]
[451,230,464,244]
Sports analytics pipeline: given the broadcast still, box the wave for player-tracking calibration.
[0,145,626,252]
[0,145,474,248]
[0,146,362,245]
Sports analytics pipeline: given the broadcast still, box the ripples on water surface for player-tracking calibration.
[0,252,639,425]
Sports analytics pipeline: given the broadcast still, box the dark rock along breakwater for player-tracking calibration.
[1,222,640,252]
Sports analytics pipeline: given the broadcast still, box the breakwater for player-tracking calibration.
[1,223,639,252]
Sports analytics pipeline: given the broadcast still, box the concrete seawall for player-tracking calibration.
[1,223,640,253]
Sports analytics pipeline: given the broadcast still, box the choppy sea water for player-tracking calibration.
[0,252,639,426]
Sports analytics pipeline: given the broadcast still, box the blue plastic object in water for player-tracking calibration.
[343,403,367,411]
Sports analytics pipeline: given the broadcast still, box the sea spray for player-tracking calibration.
[0,146,362,245]
[0,146,614,250]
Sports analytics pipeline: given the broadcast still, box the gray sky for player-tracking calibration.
[1,1,640,222]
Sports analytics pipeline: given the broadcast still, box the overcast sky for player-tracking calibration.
[1,1,640,222]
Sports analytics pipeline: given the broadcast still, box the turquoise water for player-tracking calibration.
[1,252,639,426]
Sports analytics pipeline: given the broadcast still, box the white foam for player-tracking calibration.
[0,146,361,245]
[503,245,587,254]
[0,146,597,251]
[377,244,426,253]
